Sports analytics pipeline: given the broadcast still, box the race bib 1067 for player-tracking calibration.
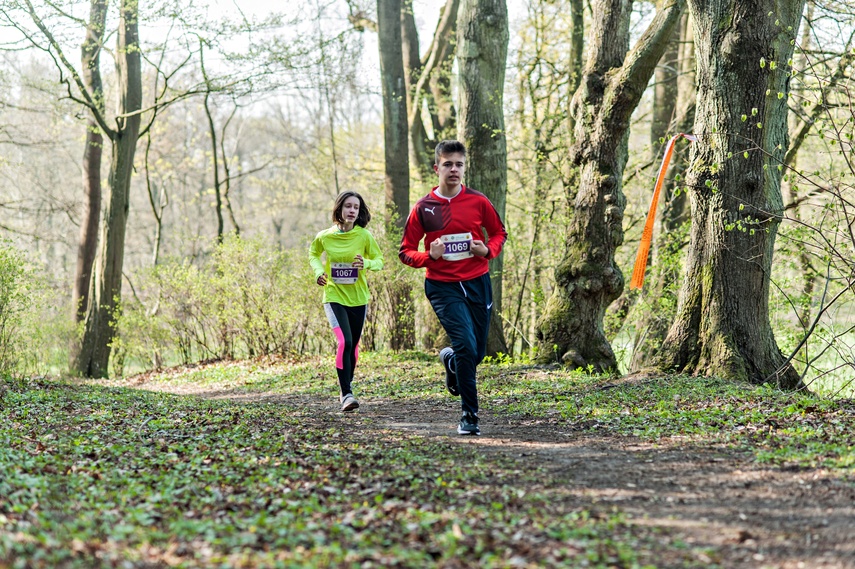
[330,263,358,284]
[441,232,473,261]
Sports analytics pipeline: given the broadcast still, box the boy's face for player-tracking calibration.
[434,152,465,188]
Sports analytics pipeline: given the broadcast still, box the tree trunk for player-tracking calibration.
[428,2,458,139]
[200,41,224,243]
[629,13,696,370]
[782,2,828,329]
[652,0,804,388]
[143,134,166,267]
[71,0,142,377]
[406,0,459,179]
[204,90,225,242]
[457,0,509,357]
[566,0,584,135]
[75,130,103,320]
[400,0,427,178]
[73,0,107,323]
[378,0,415,350]
[401,0,432,181]
[535,0,684,371]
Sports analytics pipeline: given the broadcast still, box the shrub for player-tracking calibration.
[0,242,30,373]
[112,235,332,373]
[0,241,71,375]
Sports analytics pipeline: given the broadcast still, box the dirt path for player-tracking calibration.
[137,384,855,569]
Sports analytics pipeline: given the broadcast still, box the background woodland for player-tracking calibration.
[0,0,853,397]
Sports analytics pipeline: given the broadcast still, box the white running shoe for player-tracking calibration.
[340,393,359,412]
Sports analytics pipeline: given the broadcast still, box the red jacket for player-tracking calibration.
[399,186,507,282]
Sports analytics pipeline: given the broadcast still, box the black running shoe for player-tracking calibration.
[439,347,459,396]
[457,412,480,436]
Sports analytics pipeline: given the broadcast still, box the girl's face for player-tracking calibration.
[341,196,360,224]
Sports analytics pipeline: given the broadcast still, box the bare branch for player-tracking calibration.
[20,0,115,137]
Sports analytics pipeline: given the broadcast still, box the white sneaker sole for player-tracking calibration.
[457,426,480,435]
[341,400,359,412]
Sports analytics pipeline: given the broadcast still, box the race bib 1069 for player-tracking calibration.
[330,263,358,284]
[441,232,473,261]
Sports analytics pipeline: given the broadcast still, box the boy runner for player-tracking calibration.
[398,140,507,435]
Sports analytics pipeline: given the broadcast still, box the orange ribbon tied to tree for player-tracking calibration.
[629,133,697,290]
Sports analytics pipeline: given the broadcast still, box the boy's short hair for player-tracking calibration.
[434,140,467,165]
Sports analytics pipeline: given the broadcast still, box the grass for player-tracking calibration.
[123,352,855,471]
[0,370,655,569]
[2,351,855,567]
[477,363,855,470]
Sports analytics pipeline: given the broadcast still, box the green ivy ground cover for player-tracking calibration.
[3,352,854,568]
[1,373,653,569]
[126,352,855,470]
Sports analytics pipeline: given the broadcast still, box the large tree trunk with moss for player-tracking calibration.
[651,0,804,388]
[535,0,684,371]
[629,13,695,370]
[378,0,415,350]
[457,0,509,357]
[70,0,142,377]
[73,0,107,323]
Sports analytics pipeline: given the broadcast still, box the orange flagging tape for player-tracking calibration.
[628,133,697,290]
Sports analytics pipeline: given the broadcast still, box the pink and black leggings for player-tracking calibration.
[323,303,366,396]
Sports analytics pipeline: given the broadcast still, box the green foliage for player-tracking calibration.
[111,231,438,376]
[124,353,855,473]
[4,353,853,566]
[1,373,652,568]
[0,242,30,373]
[481,351,529,366]
[481,369,855,470]
[0,242,72,376]
[112,236,331,374]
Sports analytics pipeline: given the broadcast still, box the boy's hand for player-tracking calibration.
[317,274,327,286]
[471,239,489,257]
[429,238,445,260]
[353,254,364,269]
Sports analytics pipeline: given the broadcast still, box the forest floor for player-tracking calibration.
[4,351,855,568]
[124,353,855,569]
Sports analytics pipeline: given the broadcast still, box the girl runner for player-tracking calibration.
[309,191,383,411]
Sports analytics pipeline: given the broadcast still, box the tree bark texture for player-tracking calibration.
[457,0,509,357]
[71,0,142,377]
[554,0,585,142]
[536,0,684,371]
[378,0,415,350]
[73,0,107,323]
[652,0,804,387]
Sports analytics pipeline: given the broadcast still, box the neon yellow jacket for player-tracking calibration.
[309,225,383,306]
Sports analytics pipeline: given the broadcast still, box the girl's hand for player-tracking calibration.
[353,254,364,269]
[317,274,327,286]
